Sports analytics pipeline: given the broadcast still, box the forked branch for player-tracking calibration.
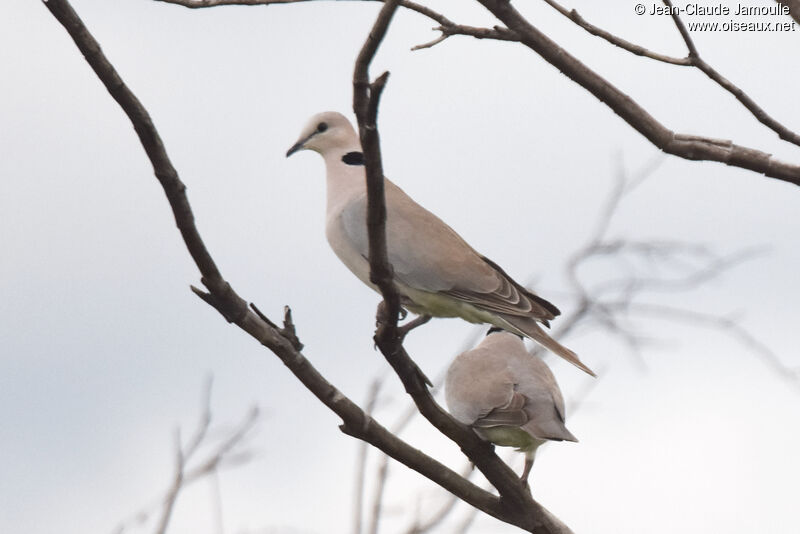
[43,0,569,531]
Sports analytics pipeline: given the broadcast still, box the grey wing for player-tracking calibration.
[514,357,577,442]
[340,181,559,321]
[339,189,483,292]
[473,391,529,428]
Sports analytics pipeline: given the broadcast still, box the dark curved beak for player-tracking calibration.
[286,141,304,158]
[286,132,314,157]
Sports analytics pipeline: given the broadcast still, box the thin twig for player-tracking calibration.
[354,379,384,534]
[113,380,258,534]
[153,0,454,26]
[542,0,689,65]
[411,24,518,51]
[153,430,184,534]
[663,0,800,147]
[623,302,800,390]
[663,0,698,57]
[544,0,800,148]
[477,0,800,186]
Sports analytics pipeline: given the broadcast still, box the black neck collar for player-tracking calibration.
[342,151,365,166]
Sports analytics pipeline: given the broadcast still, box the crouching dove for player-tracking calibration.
[286,111,594,376]
[446,328,578,482]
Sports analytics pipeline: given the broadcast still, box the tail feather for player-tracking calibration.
[500,316,596,377]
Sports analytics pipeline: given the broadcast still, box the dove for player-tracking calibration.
[286,111,594,376]
[445,328,578,482]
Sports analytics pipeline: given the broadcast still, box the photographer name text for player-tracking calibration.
[646,3,789,16]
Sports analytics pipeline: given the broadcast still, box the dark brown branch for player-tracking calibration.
[544,0,800,149]
[43,1,565,531]
[350,3,571,532]
[352,0,403,327]
[156,0,800,178]
[663,0,800,147]
[477,0,800,187]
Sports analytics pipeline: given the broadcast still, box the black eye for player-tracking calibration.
[317,122,328,133]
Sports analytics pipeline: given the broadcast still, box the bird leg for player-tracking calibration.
[520,449,537,486]
[520,457,534,485]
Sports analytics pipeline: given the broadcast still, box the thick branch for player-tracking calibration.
[544,0,800,150]
[353,0,403,326]
[350,3,571,532]
[477,0,800,187]
[43,1,565,531]
[663,0,800,147]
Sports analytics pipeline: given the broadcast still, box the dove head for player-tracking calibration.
[286,111,360,159]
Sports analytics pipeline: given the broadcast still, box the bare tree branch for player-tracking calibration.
[662,0,800,147]
[543,0,800,147]
[622,302,800,390]
[542,0,690,65]
[411,23,518,51]
[354,379,384,534]
[153,0,454,27]
[113,379,258,534]
[350,2,572,531]
[43,1,569,531]
[153,430,185,534]
[152,0,800,185]
[476,0,800,187]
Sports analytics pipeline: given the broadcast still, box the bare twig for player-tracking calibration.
[663,0,699,57]
[663,0,800,147]
[542,0,689,65]
[153,430,185,534]
[623,302,800,390]
[476,0,800,187]
[354,379,384,534]
[411,24,518,51]
[113,379,258,534]
[154,0,800,183]
[365,328,483,534]
[401,463,475,534]
[153,0,454,27]
[543,0,800,149]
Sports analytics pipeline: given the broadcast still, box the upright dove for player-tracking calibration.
[286,111,594,376]
[445,328,578,482]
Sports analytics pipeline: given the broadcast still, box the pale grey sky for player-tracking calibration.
[2,1,799,533]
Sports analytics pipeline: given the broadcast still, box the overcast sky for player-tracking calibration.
[2,1,799,533]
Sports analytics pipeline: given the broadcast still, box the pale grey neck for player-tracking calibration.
[324,156,367,217]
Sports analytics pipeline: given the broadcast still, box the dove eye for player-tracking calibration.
[316,122,328,133]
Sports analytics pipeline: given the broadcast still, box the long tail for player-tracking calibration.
[500,316,597,377]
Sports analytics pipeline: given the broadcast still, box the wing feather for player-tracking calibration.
[339,178,559,322]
